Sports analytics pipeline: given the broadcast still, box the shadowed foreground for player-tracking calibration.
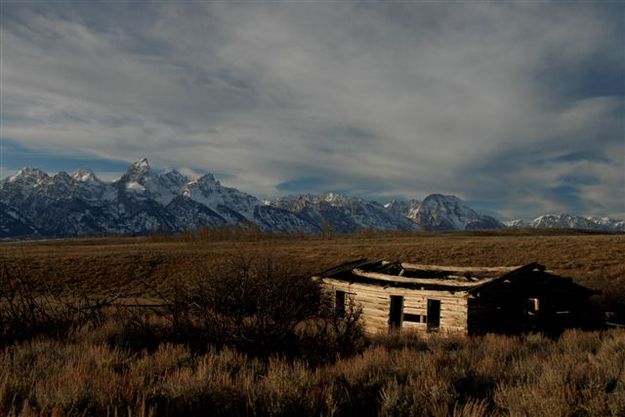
[1,330,624,417]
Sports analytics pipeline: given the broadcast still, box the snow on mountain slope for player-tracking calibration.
[114,158,189,206]
[182,174,258,223]
[4,158,620,238]
[503,219,528,228]
[1,167,123,236]
[0,161,508,237]
[181,175,319,232]
[270,193,418,233]
[1,168,50,201]
[384,199,421,218]
[528,214,625,231]
[408,194,504,231]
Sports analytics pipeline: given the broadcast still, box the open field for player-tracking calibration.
[1,230,625,416]
[2,230,624,308]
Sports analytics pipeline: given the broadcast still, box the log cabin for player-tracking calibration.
[313,259,601,335]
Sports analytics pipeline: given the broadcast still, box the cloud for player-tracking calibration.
[1,2,623,218]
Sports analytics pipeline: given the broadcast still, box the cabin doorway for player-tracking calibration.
[427,299,441,331]
[389,296,404,329]
[335,290,346,318]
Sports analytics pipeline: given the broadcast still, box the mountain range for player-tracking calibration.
[504,214,625,232]
[1,159,623,238]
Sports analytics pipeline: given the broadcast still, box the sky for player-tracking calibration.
[1,1,623,220]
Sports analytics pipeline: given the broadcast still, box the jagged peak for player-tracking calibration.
[322,192,340,203]
[534,213,573,220]
[118,158,152,182]
[53,171,72,181]
[72,168,99,182]
[417,194,469,215]
[276,192,351,205]
[422,193,463,203]
[132,157,150,169]
[194,173,220,186]
[8,167,49,183]
[160,169,189,185]
[125,158,150,174]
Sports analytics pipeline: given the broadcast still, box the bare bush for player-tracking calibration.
[107,254,363,360]
[0,262,117,346]
[1,328,624,416]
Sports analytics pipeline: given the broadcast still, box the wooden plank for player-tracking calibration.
[401,263,522,273]
[352,269,487,287]
[322,272,473,335]
[362,307,389,316]
[323,278,473,299]
[352,293,388,303]
[442,318,467,324]
[355,296,467,311]
[441,304,469,312]
[402,322,426,329]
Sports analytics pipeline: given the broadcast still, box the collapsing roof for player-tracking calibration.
[315,259,599,296]
[315,259,602,335]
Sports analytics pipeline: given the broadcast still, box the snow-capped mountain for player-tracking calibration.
[182,174,258,223]
[177,173,319,233]
[115,158,188,206]
[270,193,418,233]
[384,199,421,218]
[407,194,504,230]
[506,214,625,232]
[5,158,618,239]
[0,167,122,236]
[503,219,528,228]
[0,159,321,237]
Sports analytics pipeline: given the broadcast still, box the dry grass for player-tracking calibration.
[1,230,624,416]
[2,230,624,309]
[1,329,623,417]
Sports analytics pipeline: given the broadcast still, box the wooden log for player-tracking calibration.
[352,269,488,287]
[323,278,473,299]
[400,263,523,273]
[322,275,472,334]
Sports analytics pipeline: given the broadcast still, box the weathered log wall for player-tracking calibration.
[323,278,469,335]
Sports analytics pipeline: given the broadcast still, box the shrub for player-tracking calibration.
[0,263,116,346]
[108,254,364,361]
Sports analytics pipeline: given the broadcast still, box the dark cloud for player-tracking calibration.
[276,177,331,194]
[1,2,623,218]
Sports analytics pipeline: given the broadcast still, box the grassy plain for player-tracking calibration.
[1,230,624,416]
[2,229,624,306]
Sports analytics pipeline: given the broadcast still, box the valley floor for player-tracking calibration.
[1,230,624,303]
[1,230,624,416]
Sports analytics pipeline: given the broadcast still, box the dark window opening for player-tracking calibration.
[427,299,441,331]
[403,313,424,323]
[389,295,404,329]
[525,298,540,316]
[335,290,346,318]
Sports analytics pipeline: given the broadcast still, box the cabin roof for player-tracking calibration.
[314,259,599,295]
